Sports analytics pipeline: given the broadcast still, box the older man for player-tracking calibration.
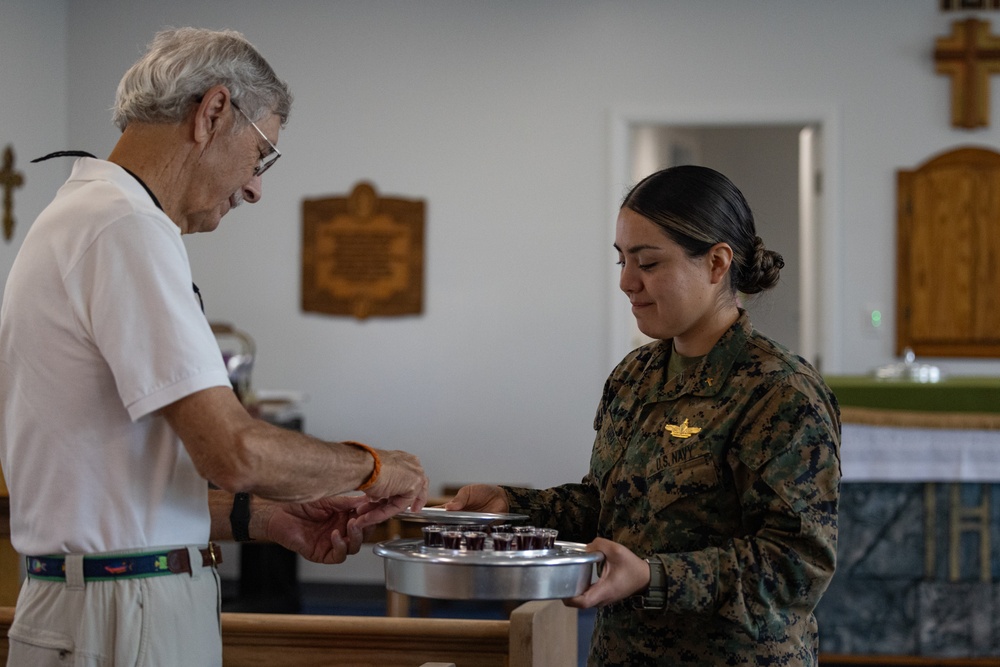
[0,27,427,666]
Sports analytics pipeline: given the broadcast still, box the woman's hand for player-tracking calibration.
[564,537,651,609]
[443,484,510,514]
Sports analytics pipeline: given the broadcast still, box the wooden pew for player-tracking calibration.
[0,600,577,667]
[221,599,576,667]
[8,604,1000,666]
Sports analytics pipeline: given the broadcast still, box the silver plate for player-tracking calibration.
[374,538,603,600]
[394,507,529,525]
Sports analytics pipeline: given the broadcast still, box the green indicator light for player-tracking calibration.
[871,310,882,327]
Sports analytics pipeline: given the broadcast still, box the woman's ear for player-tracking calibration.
[707,242,734,285]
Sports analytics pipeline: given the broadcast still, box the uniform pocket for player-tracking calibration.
[590,415,628,486]
[646,453,720,515]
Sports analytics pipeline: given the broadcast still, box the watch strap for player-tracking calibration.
[631,556,667,609]
[230,492,253,542]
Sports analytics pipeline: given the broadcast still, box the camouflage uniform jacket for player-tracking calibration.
[503,311,841,666]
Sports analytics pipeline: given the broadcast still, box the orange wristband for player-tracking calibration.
[345,441,381,491]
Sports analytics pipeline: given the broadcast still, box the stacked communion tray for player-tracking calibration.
[374,508,603,600]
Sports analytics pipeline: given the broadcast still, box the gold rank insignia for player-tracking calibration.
[664,418,701,439]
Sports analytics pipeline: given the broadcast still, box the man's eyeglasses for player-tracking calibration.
[232,102,281,177]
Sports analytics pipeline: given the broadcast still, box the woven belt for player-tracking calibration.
[25,543,222,582]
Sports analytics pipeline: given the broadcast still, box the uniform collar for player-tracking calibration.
[643,309,752,403]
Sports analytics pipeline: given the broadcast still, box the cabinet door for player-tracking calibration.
[897,147,1000,357]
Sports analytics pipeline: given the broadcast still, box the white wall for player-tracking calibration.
[6,0,1000,582]
[0,0,68,296]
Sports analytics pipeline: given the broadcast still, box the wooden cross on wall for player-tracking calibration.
[1,145,25,242]
[934,17,1000,129]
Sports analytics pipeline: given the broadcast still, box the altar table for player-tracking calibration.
[824,375,1000,414]
[817,376,1000,658]
[839,408,1000,483]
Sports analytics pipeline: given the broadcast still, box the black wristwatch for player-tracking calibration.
[631,557,666,609]
[230,492,254,542]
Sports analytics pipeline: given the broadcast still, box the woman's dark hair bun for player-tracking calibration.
[737,236,784,295]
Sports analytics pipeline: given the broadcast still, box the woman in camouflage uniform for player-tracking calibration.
[448,165,841,666]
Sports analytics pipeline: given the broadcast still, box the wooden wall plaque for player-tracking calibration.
[302,182,424,320]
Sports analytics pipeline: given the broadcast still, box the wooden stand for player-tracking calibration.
[0,600,577,667]
[5,604,1000,666]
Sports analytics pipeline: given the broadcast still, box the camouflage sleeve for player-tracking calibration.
[500,479,602,544]
[656,373,841,637]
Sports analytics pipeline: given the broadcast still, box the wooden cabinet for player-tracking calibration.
[897,146,1000,357]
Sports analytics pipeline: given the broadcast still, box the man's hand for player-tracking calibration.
[260,494,369,564]
[354,448,429,526]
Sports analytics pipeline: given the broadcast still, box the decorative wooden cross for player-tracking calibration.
[934,18,1000,129]
[1,145,25,242]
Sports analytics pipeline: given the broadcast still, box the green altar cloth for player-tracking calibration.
[824,375,1000,414]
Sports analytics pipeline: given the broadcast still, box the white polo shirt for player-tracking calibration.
[0,157,232,555]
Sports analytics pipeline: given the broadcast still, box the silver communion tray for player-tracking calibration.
[393,507,529,525]
[374,538,604,601]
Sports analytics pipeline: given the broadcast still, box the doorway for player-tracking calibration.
[607,114,835,372]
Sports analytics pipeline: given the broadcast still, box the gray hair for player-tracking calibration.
[112,27,292,131]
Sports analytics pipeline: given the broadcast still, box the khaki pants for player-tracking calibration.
[7,546,222,667]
